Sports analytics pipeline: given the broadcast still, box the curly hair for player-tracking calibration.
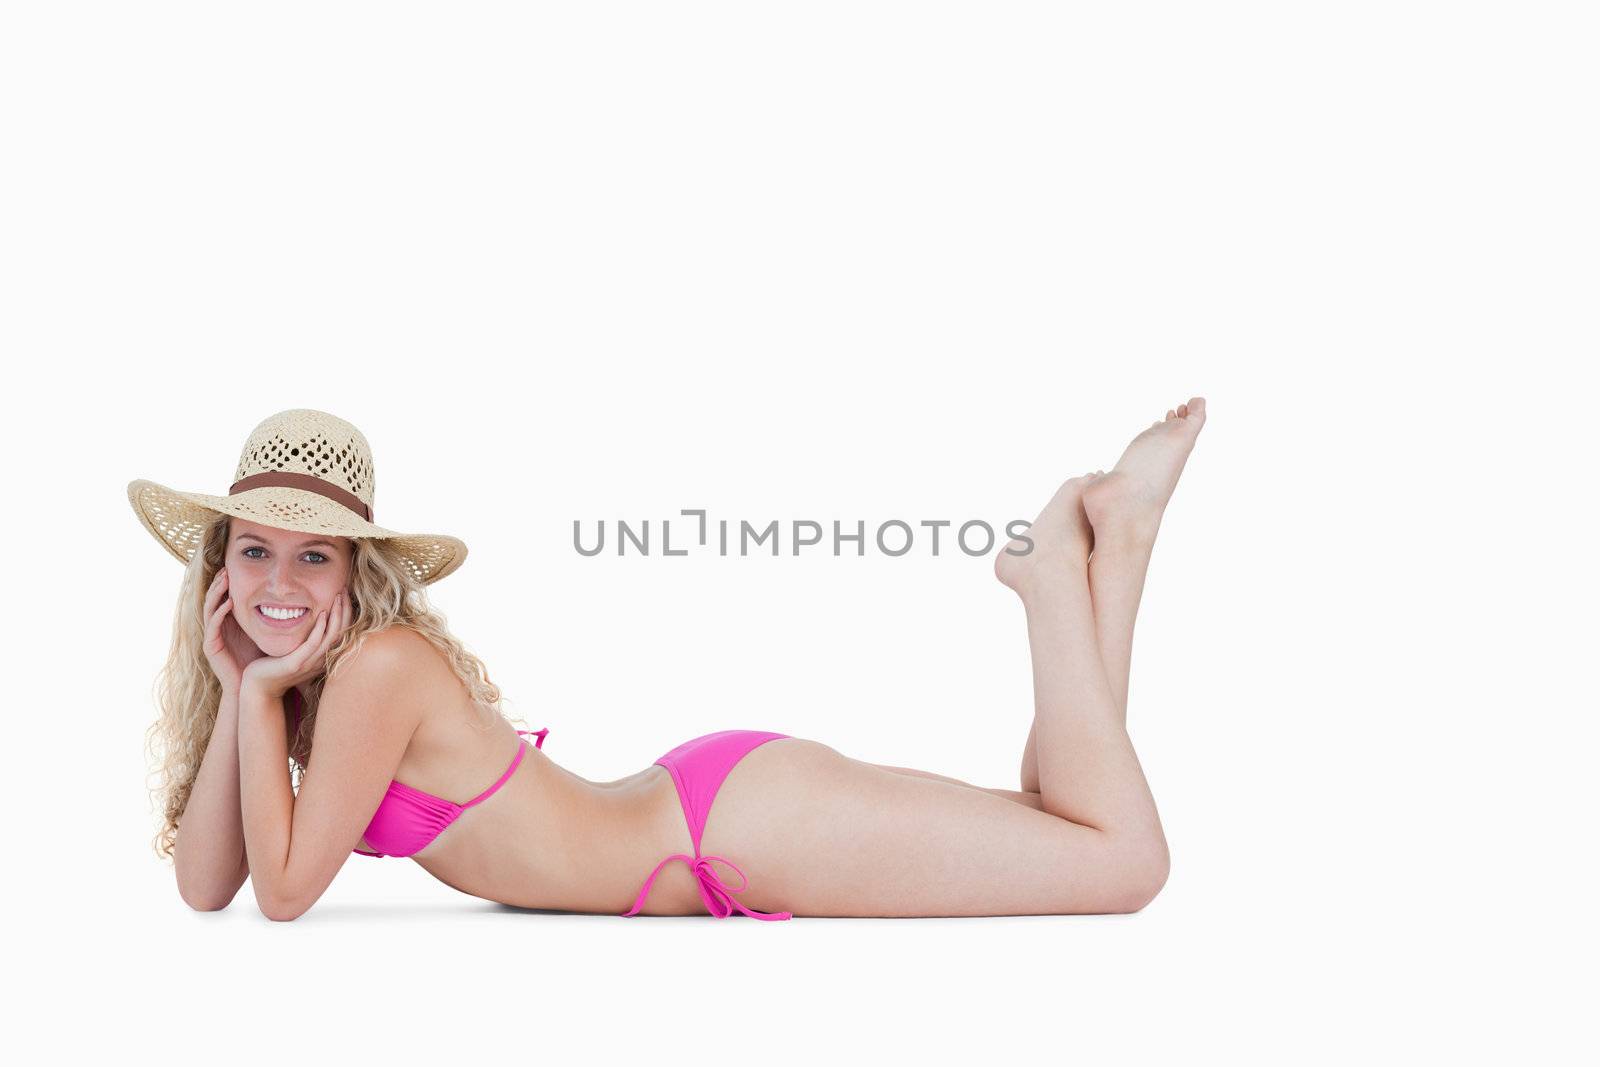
[144,512,528,859]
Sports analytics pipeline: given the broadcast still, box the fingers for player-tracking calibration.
[206,598,231,650]
[325,592,348,652]
[205,573,233,648]
[280,608,327,674]
[318,597,342,649]
[204,567,226,614]
[279,592,350,682]
[317,599,335,653]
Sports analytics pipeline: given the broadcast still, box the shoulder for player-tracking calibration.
[343,625,436,670]
[327,626,446,700]
[318,627,452,746]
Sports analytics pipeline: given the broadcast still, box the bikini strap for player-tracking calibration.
[515,727,550,749]
[460,740,526,809]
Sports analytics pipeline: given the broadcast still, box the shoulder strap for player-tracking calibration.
[455,728,547,809]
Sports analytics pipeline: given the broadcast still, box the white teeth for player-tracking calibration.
[260,606,309,620]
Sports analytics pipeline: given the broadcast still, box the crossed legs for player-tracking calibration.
[1003,399,1206,845]
[1019,522,1156,790]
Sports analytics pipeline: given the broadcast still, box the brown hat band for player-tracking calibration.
[228,471,372,522]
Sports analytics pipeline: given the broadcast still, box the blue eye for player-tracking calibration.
[241,547,328,564]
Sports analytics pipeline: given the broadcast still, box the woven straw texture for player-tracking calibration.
[128,408,467,585]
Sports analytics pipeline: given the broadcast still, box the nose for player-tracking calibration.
[265,561,300,599]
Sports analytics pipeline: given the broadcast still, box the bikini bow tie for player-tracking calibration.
[622,852,793,921]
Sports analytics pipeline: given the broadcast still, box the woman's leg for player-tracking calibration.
[993,475,1165,853]
[719,479,1165,917]
[1017,398,1207,793]
[867,760,1047,810]
[1017,542,1153,790]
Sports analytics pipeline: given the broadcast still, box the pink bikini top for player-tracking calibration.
[286,688,549,860]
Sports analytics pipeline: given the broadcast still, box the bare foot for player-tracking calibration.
[1082,396,1207,550]
[994,472,1100,598]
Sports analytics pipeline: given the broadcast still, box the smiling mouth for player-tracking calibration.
[257,605,310,621]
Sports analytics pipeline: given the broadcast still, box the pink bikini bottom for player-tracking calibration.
[621,730,794,921]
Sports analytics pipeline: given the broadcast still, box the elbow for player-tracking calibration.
[254,884,310,923]
[177,867,244,912]
[259,897,308,922]
[181,888,235,912]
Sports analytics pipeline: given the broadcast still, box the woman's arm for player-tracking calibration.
[238,610,420,922]
[171,688,249,910]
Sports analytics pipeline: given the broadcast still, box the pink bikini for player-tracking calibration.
[351,728,549,858]
[286,689,546,859]
[621,730,794,921]
[289,690,794,919]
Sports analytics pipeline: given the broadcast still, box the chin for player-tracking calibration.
[249,625,302,649]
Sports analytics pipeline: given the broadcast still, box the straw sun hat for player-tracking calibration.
[127,408,468,585]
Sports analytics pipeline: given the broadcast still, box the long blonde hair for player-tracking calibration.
[144,512,526,859]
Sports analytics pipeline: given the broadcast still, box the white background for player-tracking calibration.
[4,2,1594,1063]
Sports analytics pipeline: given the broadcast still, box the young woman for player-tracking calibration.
[132,400,1204,921]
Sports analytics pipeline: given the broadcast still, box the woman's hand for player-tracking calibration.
[201,568,261,696]
[240,591,353,702]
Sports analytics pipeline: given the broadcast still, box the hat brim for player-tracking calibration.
[127,479,468,586]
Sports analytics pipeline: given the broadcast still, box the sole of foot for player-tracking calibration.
[1082,396,1207,551]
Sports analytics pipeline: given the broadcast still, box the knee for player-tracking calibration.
[1110,838,1170,914]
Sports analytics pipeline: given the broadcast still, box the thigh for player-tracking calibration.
[701,739,1149,917]
[868,762,1044,811]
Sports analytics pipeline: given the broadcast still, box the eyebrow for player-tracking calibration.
[234,534,341,551]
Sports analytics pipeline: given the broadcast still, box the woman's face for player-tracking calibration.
[225,518,354,656]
